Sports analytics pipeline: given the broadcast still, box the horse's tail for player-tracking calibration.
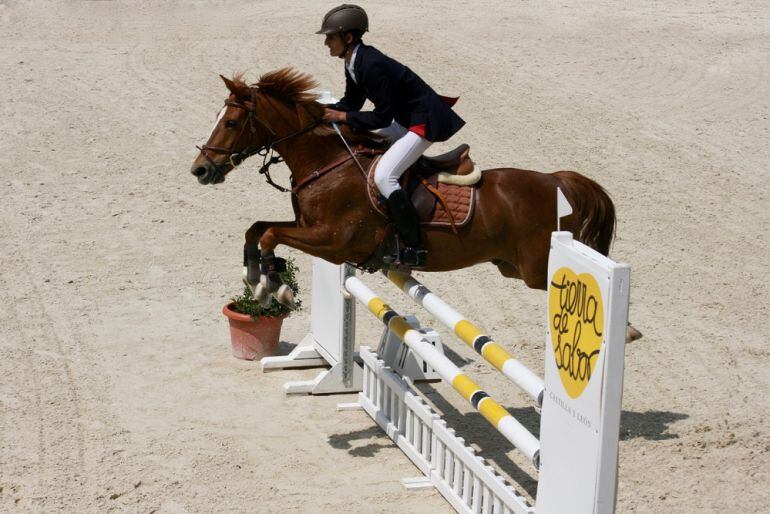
[554,170,616,256]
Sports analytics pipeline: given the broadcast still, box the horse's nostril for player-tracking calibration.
[192,166,207,177]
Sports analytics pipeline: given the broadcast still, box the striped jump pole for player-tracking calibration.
[386,271,545,406]
[344,276,541,468]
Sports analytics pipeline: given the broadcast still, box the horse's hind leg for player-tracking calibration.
[490,241,547,288]
[492,259,521,279]
[627,325,643,343]
[514,235,552,291]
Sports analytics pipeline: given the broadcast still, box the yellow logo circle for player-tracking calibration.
[548,267,604,399]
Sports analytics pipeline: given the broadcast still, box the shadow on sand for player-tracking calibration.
[327,426,395,457]
[326,378,688,499]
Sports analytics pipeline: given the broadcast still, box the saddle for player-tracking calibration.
[367,144,479,233]
[416,144,475,178]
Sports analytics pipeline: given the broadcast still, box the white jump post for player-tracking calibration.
[261,258,443,394]
[261,258,361,394]
[536,231,629,514]
[268,231,630,513]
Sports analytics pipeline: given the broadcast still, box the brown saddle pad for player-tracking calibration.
[367,155,476,230]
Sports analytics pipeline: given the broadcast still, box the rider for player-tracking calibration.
[318,4,465,267]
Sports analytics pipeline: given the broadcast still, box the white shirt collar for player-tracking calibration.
[346,43,361,83]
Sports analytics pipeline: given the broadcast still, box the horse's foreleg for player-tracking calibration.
[259,225,338,256]
[259,225,336,309]
[243,221,297,303]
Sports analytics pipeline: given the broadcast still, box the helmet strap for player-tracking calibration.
[341,32,355,62]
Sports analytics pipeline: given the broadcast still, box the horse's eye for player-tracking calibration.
[225,119,238,129]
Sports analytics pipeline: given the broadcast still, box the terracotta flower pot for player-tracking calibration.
[222,302,287,361]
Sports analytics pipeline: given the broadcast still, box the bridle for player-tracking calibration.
[196,89,322,192]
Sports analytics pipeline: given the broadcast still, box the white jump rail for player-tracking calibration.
[345,276,541,468]
[386,270,545,405]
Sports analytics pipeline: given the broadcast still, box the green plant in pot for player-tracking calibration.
[223,258,302,361]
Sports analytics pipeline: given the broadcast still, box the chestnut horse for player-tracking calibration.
[191,68,616,312]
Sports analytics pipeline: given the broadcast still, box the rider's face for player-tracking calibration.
[324,33,349,58]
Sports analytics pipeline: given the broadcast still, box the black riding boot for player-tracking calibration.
[385,189,427,267]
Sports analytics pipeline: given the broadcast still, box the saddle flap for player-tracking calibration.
[367,157,437,222]
[407,172,438,221]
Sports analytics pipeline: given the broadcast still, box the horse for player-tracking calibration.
[190,68,618,316]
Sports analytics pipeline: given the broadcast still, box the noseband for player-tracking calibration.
[196,90,322,192]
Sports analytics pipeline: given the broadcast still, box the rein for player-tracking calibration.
[291,146,382,194]
[254,119,324,193]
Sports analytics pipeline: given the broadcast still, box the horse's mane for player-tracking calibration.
[230,67,381,145]
[257,68,320,103]
[231,67,319,104]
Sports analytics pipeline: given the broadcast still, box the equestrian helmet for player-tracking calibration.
[316,4,369,34]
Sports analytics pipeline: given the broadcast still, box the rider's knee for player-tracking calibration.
[374,169,398,197]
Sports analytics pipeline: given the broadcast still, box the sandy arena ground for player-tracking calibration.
[1,1,768,512]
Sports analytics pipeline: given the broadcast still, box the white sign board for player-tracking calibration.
[536,232,630,514]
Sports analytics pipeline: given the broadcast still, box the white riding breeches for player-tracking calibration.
[374,121,409,143]
[374,122,432,197]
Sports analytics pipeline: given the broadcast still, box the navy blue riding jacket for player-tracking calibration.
[330,44,465,143]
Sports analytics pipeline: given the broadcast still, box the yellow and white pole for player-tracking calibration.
[387,271,545,405]
[345,276,541,468]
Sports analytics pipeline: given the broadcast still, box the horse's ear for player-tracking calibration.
[220,74,239,95]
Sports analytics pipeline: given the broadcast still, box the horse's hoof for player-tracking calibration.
[264,270,284,292]
[274,284,296,310]
[243,266,259,295]
[626,324,643,344]
[256,276,271,308]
